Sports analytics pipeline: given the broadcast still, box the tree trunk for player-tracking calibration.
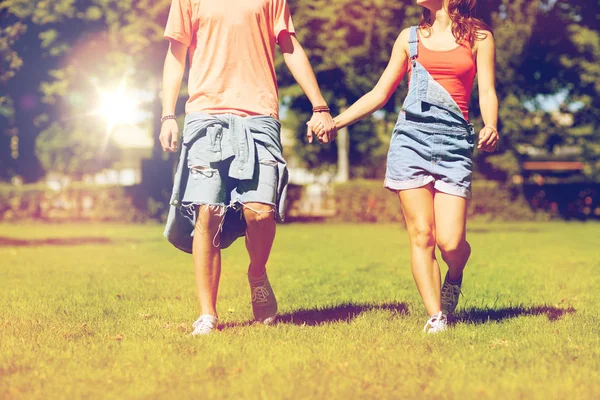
[335,105,350,183]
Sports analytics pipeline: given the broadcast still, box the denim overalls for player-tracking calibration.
[384,26,476,199]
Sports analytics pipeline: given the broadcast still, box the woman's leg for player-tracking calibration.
[398,184,442,316]
[434,191,470,315]
[433,192,470,280]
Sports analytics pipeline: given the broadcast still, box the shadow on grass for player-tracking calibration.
[222,301,409,329]
[453,305,576,325]
[0,236,153,247]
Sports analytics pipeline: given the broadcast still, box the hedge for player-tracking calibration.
[330,180,549,223]
[0,180,551,223]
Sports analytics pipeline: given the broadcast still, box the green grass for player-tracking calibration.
[1,222,599,399]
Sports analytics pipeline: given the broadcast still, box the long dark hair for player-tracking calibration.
[419,0,492,45]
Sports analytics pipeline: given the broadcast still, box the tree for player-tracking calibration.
[489,0,600,180]
[278,0,422,178]
[3,0,599,183]
[281,0,600,182]
[0,0,173,182]
[35,119,121,179]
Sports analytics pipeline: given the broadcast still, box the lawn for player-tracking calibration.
[0,222,599,399]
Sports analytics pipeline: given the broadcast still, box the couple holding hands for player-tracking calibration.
[159,0,499,335]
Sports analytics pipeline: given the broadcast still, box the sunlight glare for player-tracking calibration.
[97,87,140,128]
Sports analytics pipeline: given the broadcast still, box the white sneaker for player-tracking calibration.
[191,314,218,336]
[423,311,448,334]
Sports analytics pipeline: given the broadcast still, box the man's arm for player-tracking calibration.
[159,40,188,152]
[279,32,336,144]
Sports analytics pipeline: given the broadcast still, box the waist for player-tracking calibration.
[397,112,474,136]
[185,87,280,119]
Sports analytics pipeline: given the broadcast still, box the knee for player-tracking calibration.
[194,205,225,234]
[438,237,469,258]
[409,225,435,249]
[244,204,275,226]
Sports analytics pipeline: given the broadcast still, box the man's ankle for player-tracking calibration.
[446,271,463,285]
[248,265,267,280]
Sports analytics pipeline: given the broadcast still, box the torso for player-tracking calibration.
[185,0,293,118]
[407,28,477,121]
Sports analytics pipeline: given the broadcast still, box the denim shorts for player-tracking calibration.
[181,134,278,207]
[384,113,475,199]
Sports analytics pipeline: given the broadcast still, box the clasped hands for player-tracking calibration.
[306,112,337,144]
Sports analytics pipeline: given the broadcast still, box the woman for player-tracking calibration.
[312,0,498,333]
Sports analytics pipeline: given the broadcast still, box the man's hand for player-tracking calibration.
[478,125,499,152]
[159,119,179,152]
[306,112,337,144]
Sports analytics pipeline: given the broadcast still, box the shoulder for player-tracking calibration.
[475,29,494,45]
[393,27,412,51]
[473,29,494,52]
[398,27,417,42]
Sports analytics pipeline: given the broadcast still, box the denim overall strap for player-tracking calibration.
[409,26,419,60]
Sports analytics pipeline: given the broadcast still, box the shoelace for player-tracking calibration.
[251,285,270,304]
[441,282,462,306]
[424,312,447,332]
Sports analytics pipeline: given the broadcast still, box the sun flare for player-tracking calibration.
[97,89,140,127]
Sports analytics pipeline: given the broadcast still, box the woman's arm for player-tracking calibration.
[332,28,410,131]
[475,31,499,152]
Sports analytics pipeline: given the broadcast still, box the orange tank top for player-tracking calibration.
[408,39,477,121]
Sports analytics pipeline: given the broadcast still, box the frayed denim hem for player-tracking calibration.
[384,176,471,199]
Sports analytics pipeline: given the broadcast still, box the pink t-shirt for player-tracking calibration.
[164,0,295,118]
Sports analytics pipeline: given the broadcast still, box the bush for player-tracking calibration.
[0,180,553,223]
[0,184,149,223]
[330,180,549,223]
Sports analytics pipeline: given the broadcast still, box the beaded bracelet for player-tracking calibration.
[161,114,177,123]
[312,105,330,113]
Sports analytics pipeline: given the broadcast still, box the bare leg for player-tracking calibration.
[192,205,224,318]
[434,192,470,281]
[398,184,441,316]
[243,203,276,277]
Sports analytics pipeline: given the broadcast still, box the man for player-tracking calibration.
[160,0,336,335]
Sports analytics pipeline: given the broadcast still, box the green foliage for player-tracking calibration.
[0,0,171,180]
[34,120,121,177]
[332,179,547,223]
[2,0,600,181]
[280,0,421,171]
[0,20,26,84]
[281,0,600,181]
[0,222,599,398]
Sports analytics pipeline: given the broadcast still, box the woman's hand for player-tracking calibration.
[478,125,499,152]
[306,112,337,144]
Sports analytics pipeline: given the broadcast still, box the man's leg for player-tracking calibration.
[192,205,225,318]
[243,203,278,323]
[244,203,276,278]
